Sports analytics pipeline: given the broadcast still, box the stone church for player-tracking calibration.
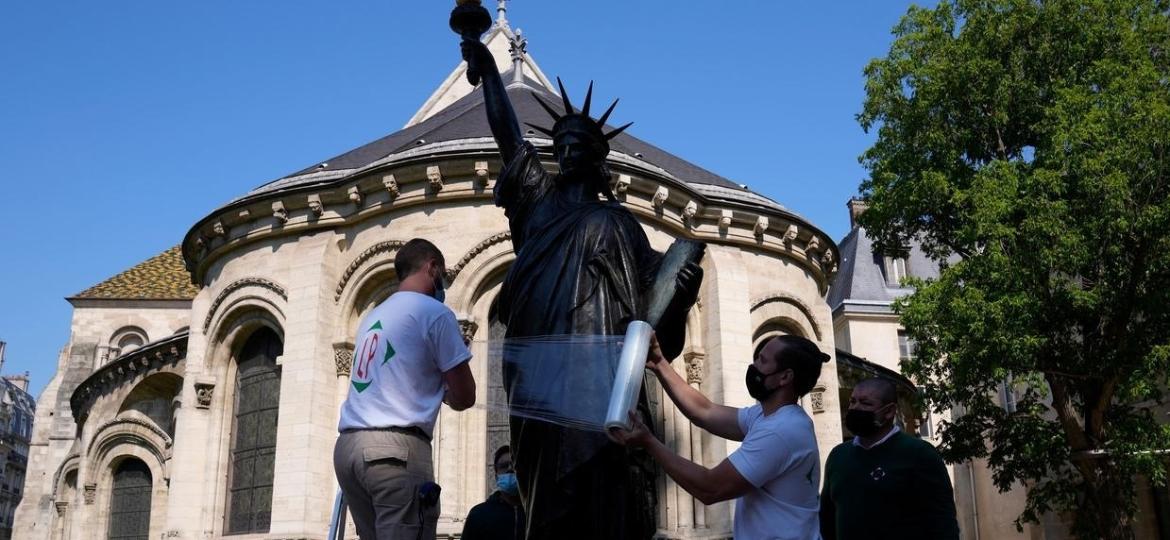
[15,5,849,539]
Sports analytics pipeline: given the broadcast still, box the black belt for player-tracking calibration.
[341,425,431,442]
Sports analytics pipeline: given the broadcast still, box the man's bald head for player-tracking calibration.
[855,377,898,406]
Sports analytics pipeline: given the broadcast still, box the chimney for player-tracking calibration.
[3,373,28,393]
[847,198,869,229]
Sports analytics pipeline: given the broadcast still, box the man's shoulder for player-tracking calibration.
[896,432,945,460]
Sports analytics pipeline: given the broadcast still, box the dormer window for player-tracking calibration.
[885,256,908,286]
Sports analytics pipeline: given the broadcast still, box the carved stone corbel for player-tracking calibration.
[194,381,215,409]
[348,186,363,207]
[754,216,770,237]
[474,161,490,188]
[55,501,68,516]
[308,194,324,217]
[427,166,444,192]
[682,201,699,224]
[652,186,669,209]
[83,483,96,505]
[334,343,355,377]
[783,224,799,244]
[383,174,400,198]
[615,174,632,196]
[212,221,226,237]
[719,209,733,230]
[271,201,288,225]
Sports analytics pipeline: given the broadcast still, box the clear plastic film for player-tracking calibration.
[471,323,652,432]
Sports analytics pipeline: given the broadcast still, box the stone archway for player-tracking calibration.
[106,458,152,540]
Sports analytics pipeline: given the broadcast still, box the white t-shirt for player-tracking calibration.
[338,291,472,437]
[728,403,822,540]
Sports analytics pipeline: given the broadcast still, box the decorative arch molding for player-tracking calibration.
[749,292,824,341]
[51,453,82,499]
[447,231,511,280]
[334,240,408,302]
[202,278,288,333]
[86,418,172,490]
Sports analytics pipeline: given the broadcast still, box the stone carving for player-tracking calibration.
[446,231,511,280]
[683,201,699,223]
[202,278,288,332]
[719,209,733,229]
[272,201,289,224]
[383,174,400,198]
[458,319,479,346]
[334,344,354,377]
[308,194,324,216]
[83,483,96,505]
[71,335,188,423]
[754,216,770,237]
[427,165,444,192]
[806,236,822,257]
[783,224,799,243]
[238,209,251,220]
[55,501,68,516]
[475,161,491,187]
[194,382,215,409]
[614,174,631,196]
[684,351,705,385]
[348,186,363,207]
[334,240,408,302]
[212,221,226,237]
[652,186,669,208]
[810,385,826,413]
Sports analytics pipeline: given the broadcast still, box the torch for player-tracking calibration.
[450,0,493,85]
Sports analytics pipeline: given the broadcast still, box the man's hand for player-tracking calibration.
[608,411,654,449]
[646,332,668,374]
[460,38,493,85]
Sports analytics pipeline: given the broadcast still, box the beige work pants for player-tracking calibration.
[334,430,439,540]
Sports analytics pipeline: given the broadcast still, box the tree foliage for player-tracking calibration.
[858,0,1170,537]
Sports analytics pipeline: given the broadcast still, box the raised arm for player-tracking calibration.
[461,38,524,165]
[648,333,744,441]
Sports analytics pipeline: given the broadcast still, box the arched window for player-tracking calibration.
[108,327,148,362]
[107,459,152,540]
[225,327,282,535]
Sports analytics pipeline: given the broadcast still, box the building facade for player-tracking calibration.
[15,9,847,540]
[0,342,36,540]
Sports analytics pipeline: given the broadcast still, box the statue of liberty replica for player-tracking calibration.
[452,2,704,538]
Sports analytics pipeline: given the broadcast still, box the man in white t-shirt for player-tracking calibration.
[334,238,476,540]
[611,334,830,540]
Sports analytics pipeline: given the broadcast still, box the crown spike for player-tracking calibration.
[524,122,557,137]
[605,122,633,141]
[597,98,620,126]
[556,77,574,114]
[582,81,594,117]
[531,92,562,121]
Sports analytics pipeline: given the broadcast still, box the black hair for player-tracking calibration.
[766,335,831,398]
[855,377,899,406]
[394,238,444,280]
[493,445,511,468]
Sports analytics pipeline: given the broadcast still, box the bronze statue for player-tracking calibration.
[454,4,703,537]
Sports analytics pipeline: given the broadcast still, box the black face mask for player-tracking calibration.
[745,364,782,401]
[845,405,890,437]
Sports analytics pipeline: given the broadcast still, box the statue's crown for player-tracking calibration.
[527,78,632,152]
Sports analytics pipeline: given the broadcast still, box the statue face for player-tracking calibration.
[555,132,605,179]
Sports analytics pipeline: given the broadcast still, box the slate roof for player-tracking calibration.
[245,73,785,211]
[71,246,199,301]
[826,226,940,312]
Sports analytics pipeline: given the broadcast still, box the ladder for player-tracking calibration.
[327,489,347,540]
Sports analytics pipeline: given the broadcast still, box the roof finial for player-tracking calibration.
[497,0,508,26]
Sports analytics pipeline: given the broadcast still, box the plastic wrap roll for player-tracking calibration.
[605,321,653,431]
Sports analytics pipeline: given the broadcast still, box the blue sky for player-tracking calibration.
[0,1,919,396]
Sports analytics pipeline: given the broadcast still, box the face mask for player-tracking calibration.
[496,472,519,496]
[845,405,890,437]
[745,364,782,401]
[432,271,446,304]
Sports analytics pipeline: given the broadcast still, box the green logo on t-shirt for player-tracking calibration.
[352,320,394,393]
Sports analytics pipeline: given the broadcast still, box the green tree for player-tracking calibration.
[857,0,1170,537]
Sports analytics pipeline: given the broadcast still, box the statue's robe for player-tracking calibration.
[495,142,658,539]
